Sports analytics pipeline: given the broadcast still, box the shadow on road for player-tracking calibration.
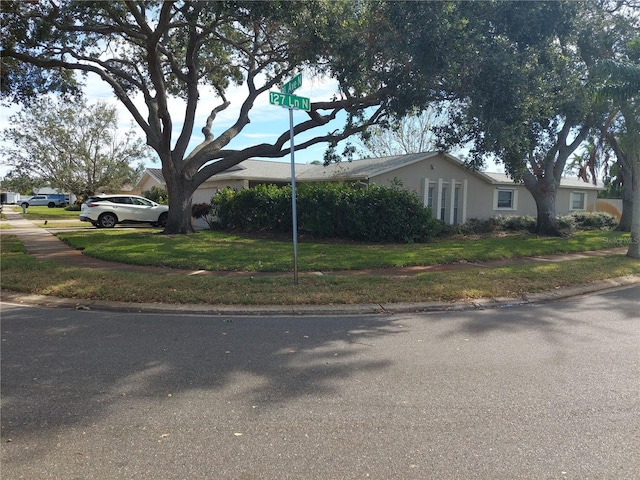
[1,310,397,444]
[426,287,639,350]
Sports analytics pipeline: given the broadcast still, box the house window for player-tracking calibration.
[453,187,460,224]
[440,186,447,221]
[571,192,586,210]
[427,186,435,209]
[497,189,514,209]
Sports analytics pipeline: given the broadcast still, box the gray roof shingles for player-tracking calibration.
[141,152,602,190]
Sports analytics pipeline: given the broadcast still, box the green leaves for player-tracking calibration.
[1,97,149,197]
[210,182,442,243]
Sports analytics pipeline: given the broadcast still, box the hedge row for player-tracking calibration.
[209,183,442,243]
[441,211,618,235]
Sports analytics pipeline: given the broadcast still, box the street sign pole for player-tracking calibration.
[289,107,298,285]
[270,74,308,285]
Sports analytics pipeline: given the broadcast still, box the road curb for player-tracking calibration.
[2,275,639,316]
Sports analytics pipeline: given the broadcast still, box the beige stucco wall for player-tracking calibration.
[367,155,519,222]
[367,154,599,223]
[192,179,248,204]
[137,175,163,194]
[556,188,597,215]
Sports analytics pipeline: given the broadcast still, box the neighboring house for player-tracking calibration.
[137,152,604,225]
[1,191,20,205]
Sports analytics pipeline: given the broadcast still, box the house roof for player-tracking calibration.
[480,171,603,190]
[204,159,303,182]
[297,152,442,181]
[145,168,166,185]
[139,152,603,190]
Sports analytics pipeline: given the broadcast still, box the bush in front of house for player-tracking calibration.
[191,202,215,226]
[210,182,442,243]
[334,183,441,243]
[142,186,169,205]
[496,215,537,231]
[191,202,211,219]
[440,211,618,237]
[211,184,291,232]
[559,211,618,230]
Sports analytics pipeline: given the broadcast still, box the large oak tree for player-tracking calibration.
[424,1,604,236]
[1,1,417,233]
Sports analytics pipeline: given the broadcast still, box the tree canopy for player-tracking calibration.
[594,49,640,256]
[3,0,636,242]
[1,97,148,198]
[420,1,605,235]
[0,1,401,231]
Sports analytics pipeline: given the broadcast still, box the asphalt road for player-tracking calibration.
[1,286,639,479]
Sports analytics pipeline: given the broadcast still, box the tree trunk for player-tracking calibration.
[530,188,563,236]
[615,159,634,232]
[163,167,196,235]
[523,172,563,237]
[627,157,639,258]
[616,183,634,232]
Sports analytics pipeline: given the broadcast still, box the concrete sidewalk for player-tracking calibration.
[1,208,637,314]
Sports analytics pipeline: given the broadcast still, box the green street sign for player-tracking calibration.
[269,91,311,111]
[281,73,302,94]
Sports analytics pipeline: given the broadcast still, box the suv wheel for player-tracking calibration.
[47,202,55,208]
[98,212,117,228]
[158,212,168,228]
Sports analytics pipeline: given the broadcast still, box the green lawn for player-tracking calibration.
[55,229,631,272]
[11,205,81,220]
[2,235,639,305]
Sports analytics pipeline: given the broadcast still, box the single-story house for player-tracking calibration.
[137,152,604,225]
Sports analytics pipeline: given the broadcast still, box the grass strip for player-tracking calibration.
[5,205,81,220]
[55,229,631,272]
[2,236,639,305]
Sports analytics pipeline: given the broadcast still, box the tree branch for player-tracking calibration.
[190,100,387,186]
[2,50,153,141]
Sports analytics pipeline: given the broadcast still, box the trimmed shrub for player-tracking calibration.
[556,214,576,231]
[192,202,211,219]
[440,211,617,237]
[210,182,441,243]
[211,185,291,232]
[191,203,214,227]
[561,211,618,230]
[439,217,504,236]
[496,215,536,232]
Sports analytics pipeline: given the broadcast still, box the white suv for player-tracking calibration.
[80,194,169,228]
